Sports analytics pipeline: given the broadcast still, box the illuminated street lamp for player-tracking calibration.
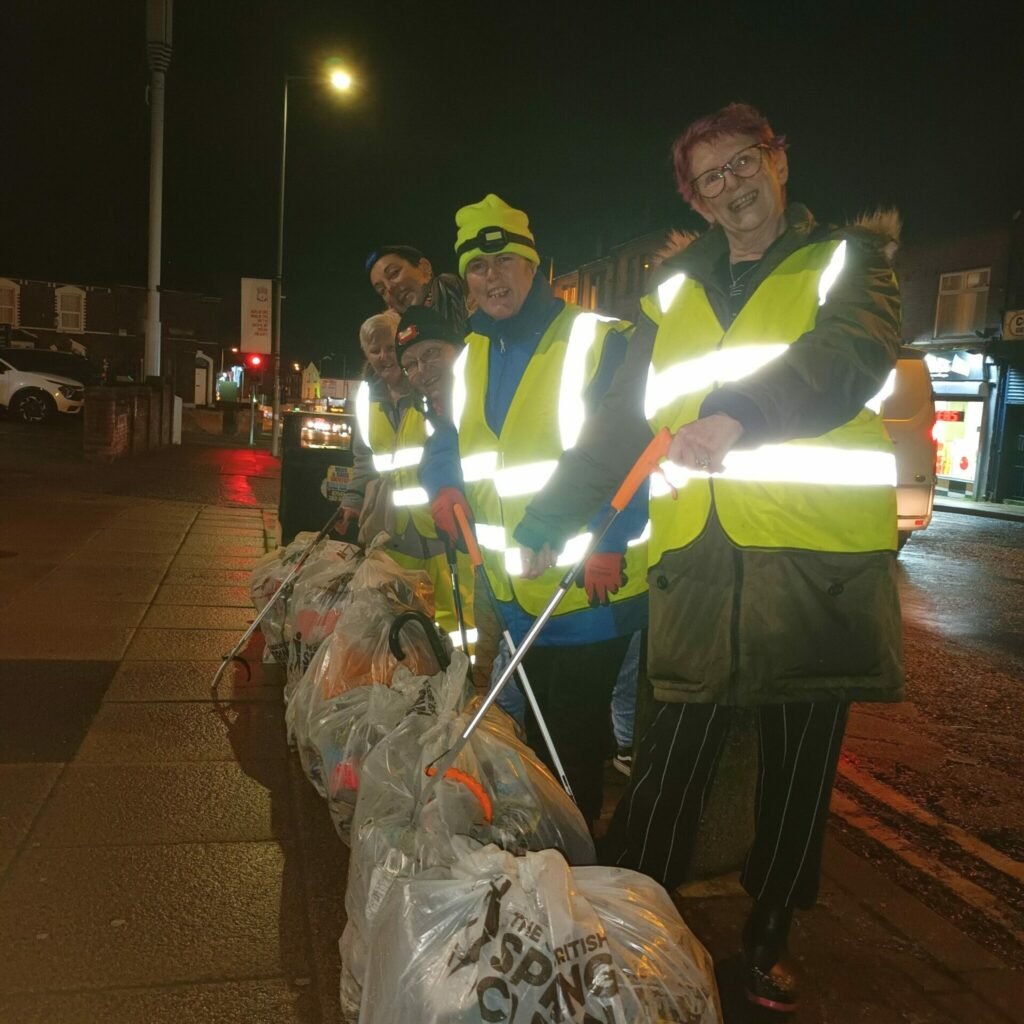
[329,68,353,92]
[271,63,356,457]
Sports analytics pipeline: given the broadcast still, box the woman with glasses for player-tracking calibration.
[514,103,904,1013]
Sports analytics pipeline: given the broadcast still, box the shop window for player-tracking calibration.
[934,268,989,338]
[0,279,19,326]
[933,399,984,495]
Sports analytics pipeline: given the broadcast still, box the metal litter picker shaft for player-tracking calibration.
[443,538,472,656]
[453,504,575,801]
[416,427,672,813]
[210,502,345,691]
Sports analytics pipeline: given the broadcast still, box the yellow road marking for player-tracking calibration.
[838,760,1024,885]
[830,788,1024,946]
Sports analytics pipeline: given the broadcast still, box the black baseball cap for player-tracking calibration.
[395,305,465,355]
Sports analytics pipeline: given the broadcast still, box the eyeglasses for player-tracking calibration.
[401,344,448,376]
[690,144,770,199]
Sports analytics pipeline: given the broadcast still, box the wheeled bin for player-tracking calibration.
[279,409,355,544]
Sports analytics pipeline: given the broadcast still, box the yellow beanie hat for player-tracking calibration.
[454,194,540,277]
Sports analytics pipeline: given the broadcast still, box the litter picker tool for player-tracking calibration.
[210,502,345,692]
[452,503,575,800]
[443,538,472,657]
[416,427,672,814]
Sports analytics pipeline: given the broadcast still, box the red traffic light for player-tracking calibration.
[244,353,264,369]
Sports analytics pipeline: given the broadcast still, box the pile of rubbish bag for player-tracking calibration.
[248,530,721,1023]
[339,649,595,1017]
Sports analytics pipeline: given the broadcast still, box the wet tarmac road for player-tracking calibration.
[840,511,1024,966]
[898,511,1024,672]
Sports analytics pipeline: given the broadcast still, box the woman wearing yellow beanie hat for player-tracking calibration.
[454,194,541,277]
[418,193,650,827]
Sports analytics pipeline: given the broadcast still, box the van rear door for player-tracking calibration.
[882,353,937,536]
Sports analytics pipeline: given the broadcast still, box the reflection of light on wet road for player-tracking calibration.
[204,448,278,508]
[898,511,1024,671]
[222,474,257,506]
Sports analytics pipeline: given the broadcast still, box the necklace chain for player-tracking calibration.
[728,259,759,299]
[729,261,758,286]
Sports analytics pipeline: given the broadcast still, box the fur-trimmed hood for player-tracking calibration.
[652,205,902,274]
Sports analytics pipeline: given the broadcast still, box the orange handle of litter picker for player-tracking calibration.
[453,504,484,571]
[425,765,493,823]
[610,427,672,512]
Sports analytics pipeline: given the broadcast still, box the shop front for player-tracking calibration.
[923,349,997,498]
[991,360,1024,503]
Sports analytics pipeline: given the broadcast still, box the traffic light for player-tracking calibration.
[244,353,264,370]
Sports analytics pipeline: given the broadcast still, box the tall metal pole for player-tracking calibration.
[144,0,172,380]
[271,77,289,458]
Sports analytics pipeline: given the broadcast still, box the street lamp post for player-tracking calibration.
[144,0,173,382]
[271,76,290,458]
[271,66,354,459]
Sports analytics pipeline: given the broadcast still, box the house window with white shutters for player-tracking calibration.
[55,285,86,332]
[0,278,19,326]
[934,268,990,338]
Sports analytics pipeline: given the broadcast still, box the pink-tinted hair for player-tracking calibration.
[672,103,788,203]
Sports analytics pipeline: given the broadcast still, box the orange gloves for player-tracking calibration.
[430,487,473,548]
[578,552,627,607]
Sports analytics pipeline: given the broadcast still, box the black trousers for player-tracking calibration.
[521,633,633,824]
[600,700,849,908]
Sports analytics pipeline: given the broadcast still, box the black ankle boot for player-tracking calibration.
[743,903,799,1013]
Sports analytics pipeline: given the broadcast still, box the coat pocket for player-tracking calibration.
[647,542,735,698]
[739,549,900,690]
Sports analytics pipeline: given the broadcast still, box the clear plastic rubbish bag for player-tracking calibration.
[286,590,447,785]
[314,672,427,843]
[339,653,594,1019]
[360,844,722,1024]
[285,542,362,701]
[348,545,436,620]
[249,532,352,665]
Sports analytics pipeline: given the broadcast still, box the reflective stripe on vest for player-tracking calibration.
[456,305,649,615]
[355,382,426,475]
[392,486,429,507]
[653,241,847,320]
[645,238,896,559]
[477,516,653,576]
[455,312,618,494]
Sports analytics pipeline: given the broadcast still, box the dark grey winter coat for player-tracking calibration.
[515,205,905,707]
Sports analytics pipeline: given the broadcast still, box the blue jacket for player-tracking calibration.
[420,276,648,646]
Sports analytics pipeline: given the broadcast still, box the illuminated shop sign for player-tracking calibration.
[924,350,985,381]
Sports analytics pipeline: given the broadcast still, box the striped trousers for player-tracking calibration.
[600,700,849,908]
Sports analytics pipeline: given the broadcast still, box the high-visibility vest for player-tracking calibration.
[354,382,473,645]
[642,238,897,566]
[453,305,649,617]
[354,382,429,538]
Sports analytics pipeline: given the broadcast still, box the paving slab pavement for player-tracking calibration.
[0,442,1021,1022]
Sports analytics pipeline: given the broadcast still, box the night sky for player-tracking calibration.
[3,0,1021,368]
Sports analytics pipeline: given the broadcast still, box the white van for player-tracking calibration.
[881,349,936,548]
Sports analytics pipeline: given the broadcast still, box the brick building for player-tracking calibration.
[0,275,226,405]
